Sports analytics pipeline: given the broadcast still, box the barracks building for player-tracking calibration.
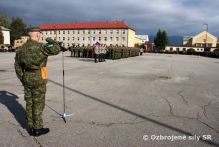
[39,21,137,48]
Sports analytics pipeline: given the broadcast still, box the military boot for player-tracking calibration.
[27,127,33,135]
[32,128,50,137]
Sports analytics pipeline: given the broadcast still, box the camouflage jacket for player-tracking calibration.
[14,39,61,87]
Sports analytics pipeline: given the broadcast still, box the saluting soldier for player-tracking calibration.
[14,27,62,136]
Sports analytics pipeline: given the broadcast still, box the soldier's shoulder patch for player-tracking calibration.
[47,44,53,48]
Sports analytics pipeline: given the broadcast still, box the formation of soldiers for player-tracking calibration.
[69,44,140,61]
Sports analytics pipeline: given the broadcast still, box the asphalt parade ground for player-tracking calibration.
[0,52,219,147]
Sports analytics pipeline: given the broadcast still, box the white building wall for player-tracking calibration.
[41,29,128,47]
[165,46,205,52]
[2,30,10,45]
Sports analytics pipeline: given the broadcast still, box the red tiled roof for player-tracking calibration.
[39,21,133,30]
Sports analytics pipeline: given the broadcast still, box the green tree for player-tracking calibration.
[139,43,146,49]
[154,29,162,49]
[162,31,169,46]
[154,29,169,50]
[0,27,4,44]
[0,15,11,28]
[10,16,27,46]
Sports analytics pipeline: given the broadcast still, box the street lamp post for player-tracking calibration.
[204,23,208,48]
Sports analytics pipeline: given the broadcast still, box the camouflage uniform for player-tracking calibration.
[14,39,60,129]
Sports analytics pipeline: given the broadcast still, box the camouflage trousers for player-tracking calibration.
[24,84,46,129]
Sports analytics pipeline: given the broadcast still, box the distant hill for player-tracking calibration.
[149,36,183,46]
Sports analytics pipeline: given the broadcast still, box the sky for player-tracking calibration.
[0,0,218,36]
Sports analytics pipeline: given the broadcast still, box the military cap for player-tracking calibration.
[28,27,41,32]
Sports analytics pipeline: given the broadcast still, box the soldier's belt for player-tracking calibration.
[25,68,40,72]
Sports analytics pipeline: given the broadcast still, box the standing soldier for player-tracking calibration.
[140,47,144,56]
[99,45,102,62]
[103,44,107,62]
[14,27,62,136]
[94,44,100,63]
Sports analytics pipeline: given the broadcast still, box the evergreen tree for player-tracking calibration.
[154,29,169,50]
[154,29,162,49]
[162,31,169,46]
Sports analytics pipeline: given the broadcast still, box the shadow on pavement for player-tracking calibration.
[48,79,219,146]
[0,90,27,130]
[77,58,95,63]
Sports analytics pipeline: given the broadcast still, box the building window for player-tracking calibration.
[196,43,201,47]
[73,30,75,34]
[122,37,125,41]
[58,31,60,34]
[88,30,90,34]
[83,37,85,41]
[99,30,101,34]
[88,37,90,41]
[68,37,70,41]
[104,37,107,41]
[116,37,119,41]
[78,37,80,41]
[122,30,126,34]
[116,30,119,34]
[110,37,113,41]
[68,31,70,34]
[72,37,74,41]
[99,37,101,41]
[83,30,85,34]
[93,37,95,41]
[78,30,80,34]
[110,30,113,34]
[63,31,65,34]
[104,30,107,34]
[63,37,65,41]
[93,30,96,34]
